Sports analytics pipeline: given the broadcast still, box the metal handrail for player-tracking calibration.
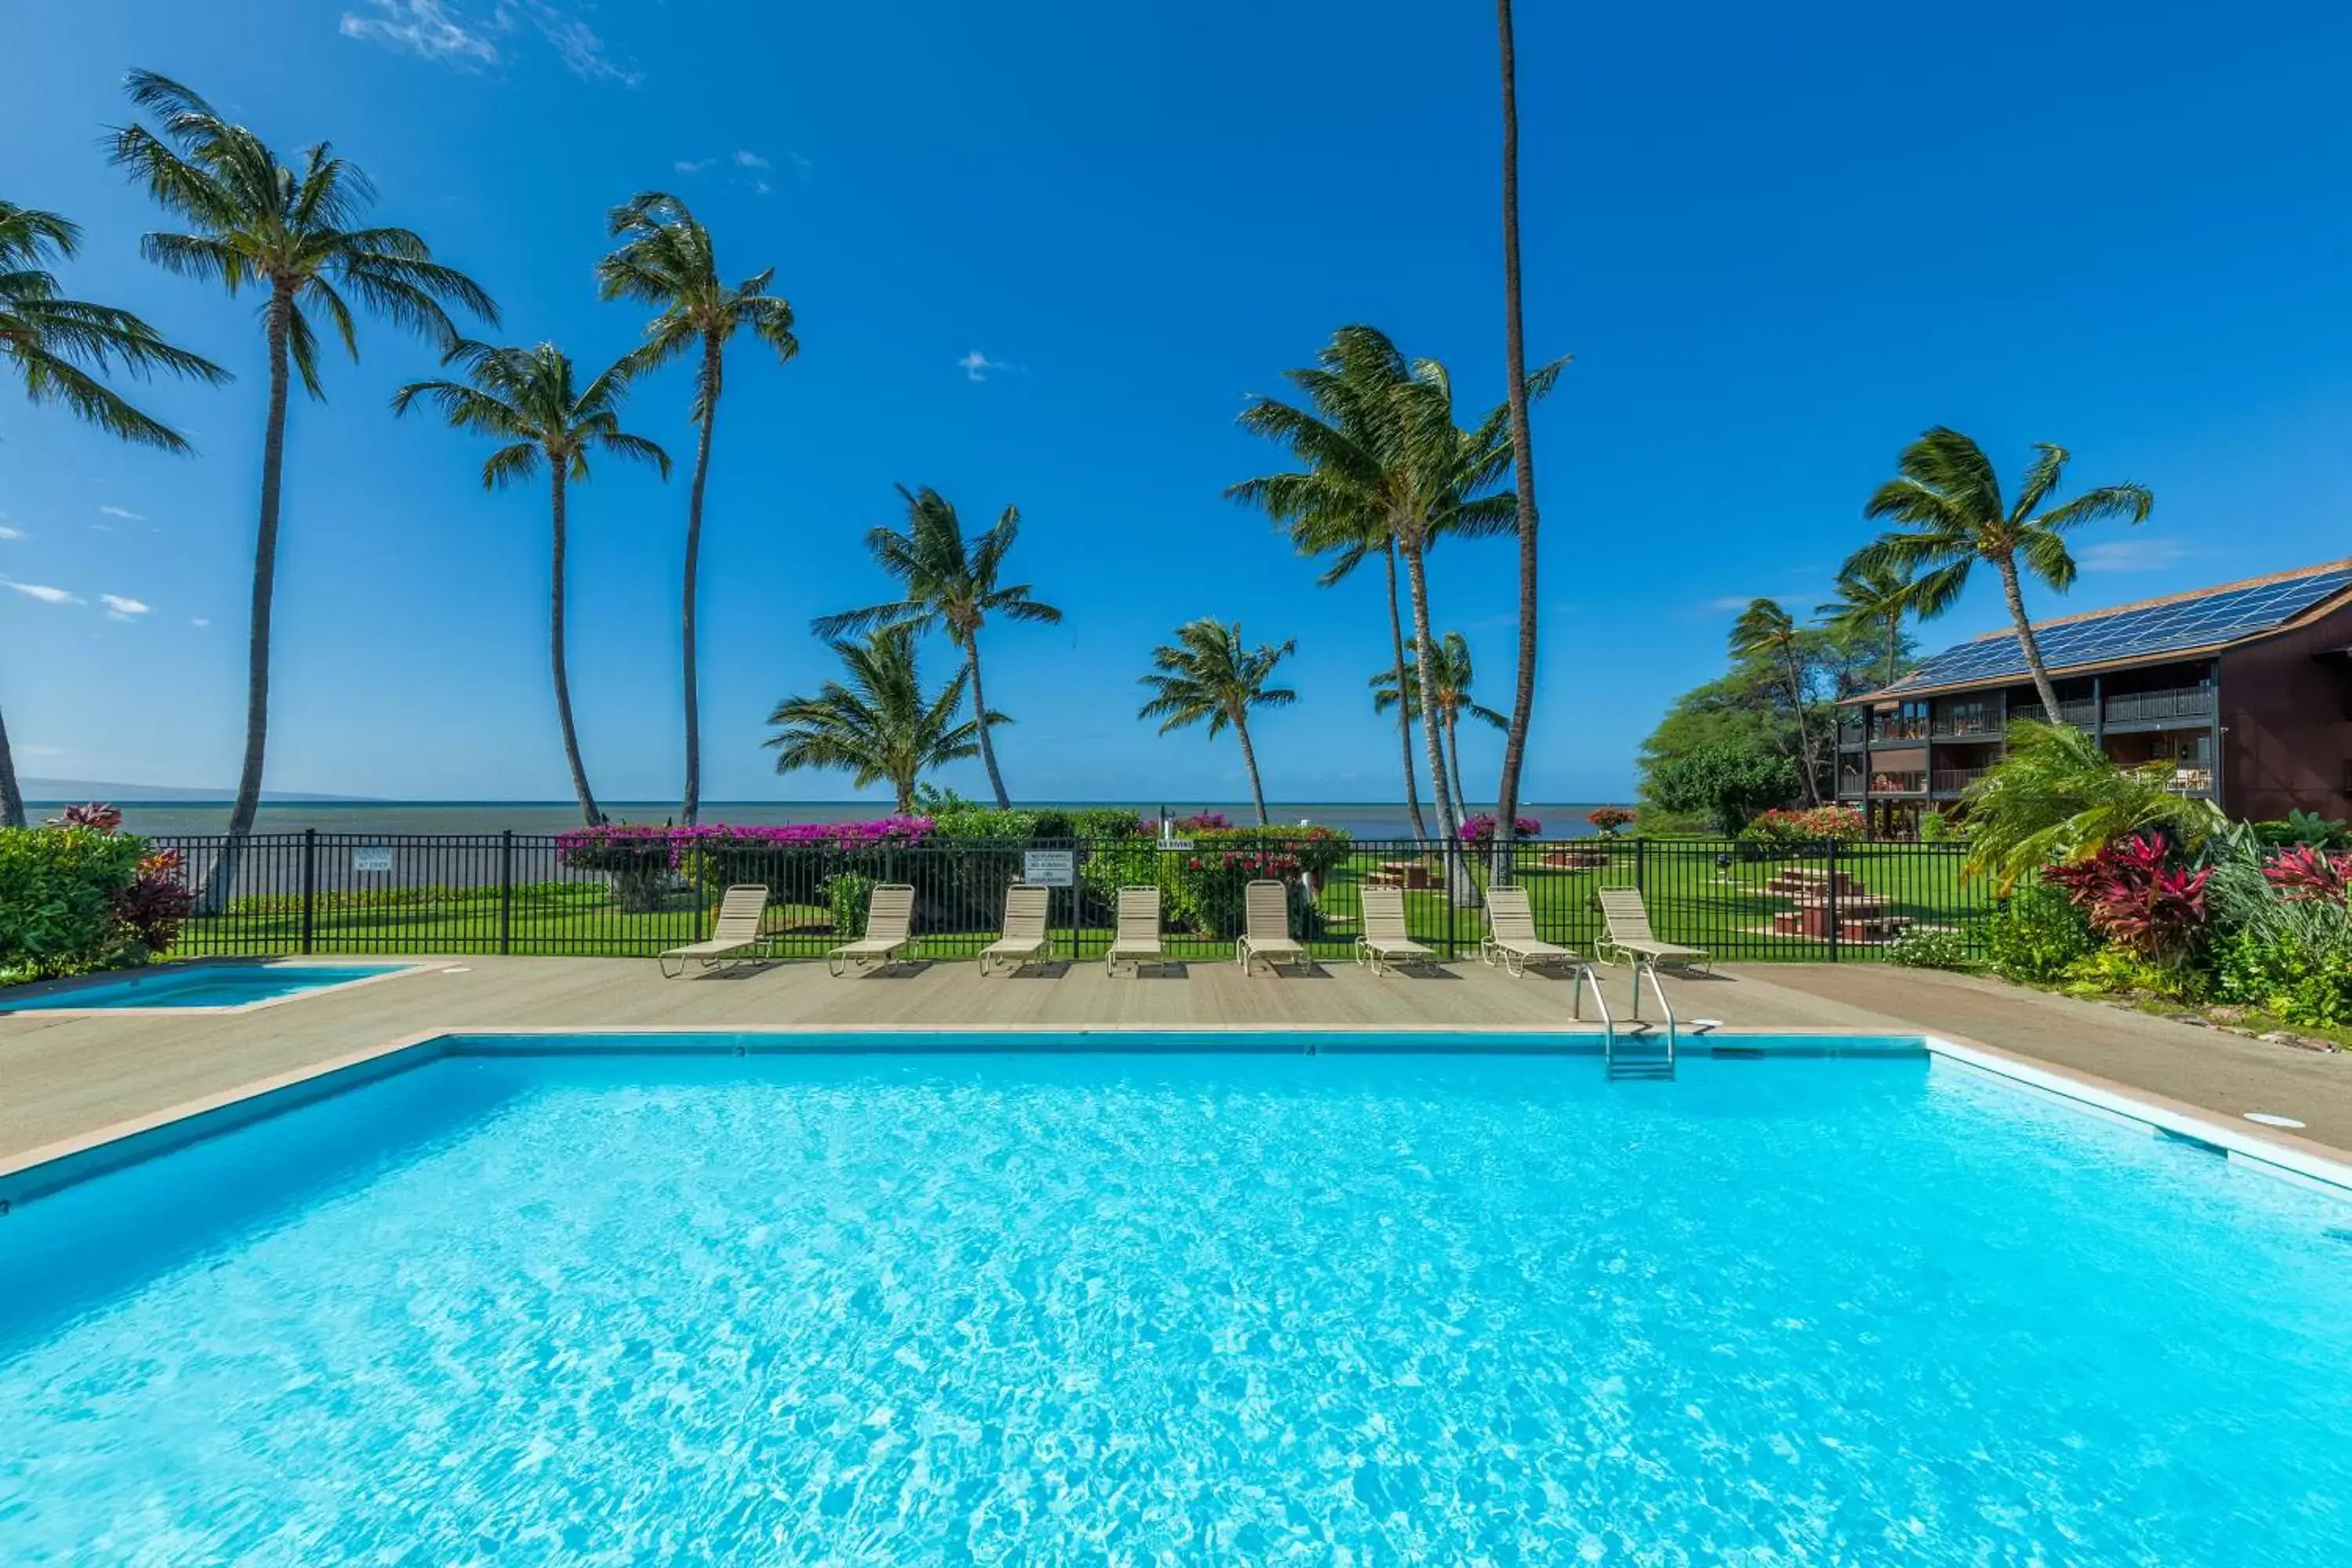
[1572,960,1616,1062]
[1631,958,1679,1072]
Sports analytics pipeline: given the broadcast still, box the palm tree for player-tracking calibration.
[1730,598,1821,805]
[811,486,1061,809]
[1851,426,2153,719]
[1,198,227,829]
[1372,631,1506,818]
[109,71,495,903]
[1230,325,1558,843]
[393,341,670,826]
[1136,618,1297,826]
[1490,0,1548,876]
[597,192,797,826]
[764,626,993,815]
[1960,719,2221,894]
[1817,557,1946,691]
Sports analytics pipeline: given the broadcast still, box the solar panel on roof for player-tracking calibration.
[1893,567,2352,691]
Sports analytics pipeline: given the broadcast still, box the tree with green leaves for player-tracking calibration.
[1729,599,1821,804]
[109,71,495,902]
[811,485,1060,810]
[597,191,797,826]
[1850,427,2152,718]
[1960,719,2220,893]
[1,198,227,829]
[1371,631,1505,820]
[1648,742,1803,837]
[765,626,994,815]
[394,341,670,826]
[1817,557,1932,692]
[1137,618,1297,826]
[1229,325,1558,843]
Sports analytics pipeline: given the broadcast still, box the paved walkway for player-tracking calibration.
[4,956,2349,1167]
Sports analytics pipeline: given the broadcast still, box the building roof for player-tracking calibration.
[1854,558,2352,702]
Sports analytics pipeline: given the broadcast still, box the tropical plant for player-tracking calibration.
[1986,880,2098,984]
[1817,557,1932,691]
[1,198,227,829]
[1646,742,1802,837]
[2043,834,2212,960]
[109,71,496,906]
[1958,720,2220,893]
[1371,630,1507,818]
[764,626,992,815]
[597,191,798,825]
[1889,926,1977,972]
[811,485,1061,809]
[393,341,670,826]
[1729,599,1823,804]
[1586,806,1635,837]
[0,820,150,981]
[1849,426,2153,719]
[1458,813,1541,843]
[1229,325,1559,845]
[1136,618,1297,826]
[1739,804,1866,848]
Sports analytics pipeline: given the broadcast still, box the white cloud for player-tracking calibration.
[100,504,146,521]
[734,150,770,169]
[521,1,641,85]
[2078,537,2194,574]
[339,0,638,84]
[2,579,82,606]
[0,525,23,541]
[957,350,1022,383]
[191,617,212,629]
[1703,594,1755,612]
[339,0,499,65]
[674,158,715,174]
[100,594,151,621]
[750,179,772,197]
[789,151,815,179]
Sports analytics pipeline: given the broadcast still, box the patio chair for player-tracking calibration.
[1594,887,1711,972]
[1355,886,1435,975]
[1479,884,1579,978]
[1236,878,1310,975]
[826,882,916,976]
[659,884,773,978]
[980,884,1053,976]
[1105,886,1166,975]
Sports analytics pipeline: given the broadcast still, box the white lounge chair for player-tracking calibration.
[1236,878,1310,975]
[1479,884,1579,978]
[1105,886,1166,975]
[659,884,772,978]
[980,884,1053,976]
[1355,886,1435,975]
[827,882,916,976]
[1594,887,1711,971]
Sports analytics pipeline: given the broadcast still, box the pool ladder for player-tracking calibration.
[1576,958,1677,1082]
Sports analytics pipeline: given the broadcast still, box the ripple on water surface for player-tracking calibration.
[2,1051,2350,1565]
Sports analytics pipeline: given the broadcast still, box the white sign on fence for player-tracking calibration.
[351,846,394,873]
[1022,848,1076,887]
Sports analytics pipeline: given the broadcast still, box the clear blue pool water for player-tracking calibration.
[0,962,409,1011]
[2,1038,2349,1564]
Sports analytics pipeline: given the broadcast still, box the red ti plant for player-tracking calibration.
[1586,807,1636,837]
[2261,844,2352,905]
[48,802,125,833]
[2044,834,2211,959]
[114,847,195,952]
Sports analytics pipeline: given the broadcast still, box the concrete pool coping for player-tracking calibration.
[0,959,428,1018]
[6,1023,2350,1212]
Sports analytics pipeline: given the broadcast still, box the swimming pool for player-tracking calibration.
[3,1034,2349,1563]
[0,961,414,1012]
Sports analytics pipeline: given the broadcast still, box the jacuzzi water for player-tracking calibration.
[2,1038,2347,1564]
[0,962,410,1011]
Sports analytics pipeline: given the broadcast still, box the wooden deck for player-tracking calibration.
[5,954,2350,1167]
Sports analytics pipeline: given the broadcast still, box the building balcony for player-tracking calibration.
[2162,767,2215,797]
[1930,715,2002,740]
[1868,770,1929,796]
[2008,698,2098,728]
[2103,685,2215,728]
[1930,768,1987,797]
[1836,717,1866,749]
[1867,718,1929,743]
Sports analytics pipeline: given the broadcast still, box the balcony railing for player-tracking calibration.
[2162,768,2215,797]
[1837,717,1866,748]
[2008,699,2097,728]
[1867,717,1929,743]
[1930,768,1987,796]
[1836,773,1867,797]
[2103,685,2215,727]
[1930,713,2002,739]
[1868,770,1929,796]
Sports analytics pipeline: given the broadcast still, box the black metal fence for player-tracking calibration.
[153,832,1996,964]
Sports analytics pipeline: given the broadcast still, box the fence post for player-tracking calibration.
[299,828,318,955]
[499,830,514,956]
[1444,835,1459,960]
[1826,840,1841,963]
[1635,837,1647,893]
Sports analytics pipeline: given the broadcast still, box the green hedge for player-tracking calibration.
[0,826,148,982]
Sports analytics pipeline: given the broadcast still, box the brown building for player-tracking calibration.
[1835,559,2352,835]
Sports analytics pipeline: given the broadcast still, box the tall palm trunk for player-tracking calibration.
[679,335,722,826]
[965,635,1011,808]
[203,283,293,915]
[1232,713,1270,826]
[1402,539,1477,902]
[1782,644,1820,805]
[1446,713,1470,822]
[1381,541,1430,839]
[1995,554,2063,720]
[1488,0,1542,887]
[0,701,24,829]
[549,466,601,827]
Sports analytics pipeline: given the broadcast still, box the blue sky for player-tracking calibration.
[3,2,2350,806]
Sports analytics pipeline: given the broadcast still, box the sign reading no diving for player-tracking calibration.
[351,846,394,873]
[1022,849,1076,887]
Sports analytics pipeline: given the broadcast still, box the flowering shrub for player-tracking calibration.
[1586,807,1635,837]
[556,819,937,912]
[1737,805,1865,848]
[47,802,125,833]
[0,810,165,982]
[2260,844,2352,904]
[1171,812,1232,833]
[2043,835,2211,960]
[114,847,194,952]
[1458,814,1542,843]
[1182,849,1305,938]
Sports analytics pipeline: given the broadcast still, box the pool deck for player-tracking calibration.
[5,955,2351,1170]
